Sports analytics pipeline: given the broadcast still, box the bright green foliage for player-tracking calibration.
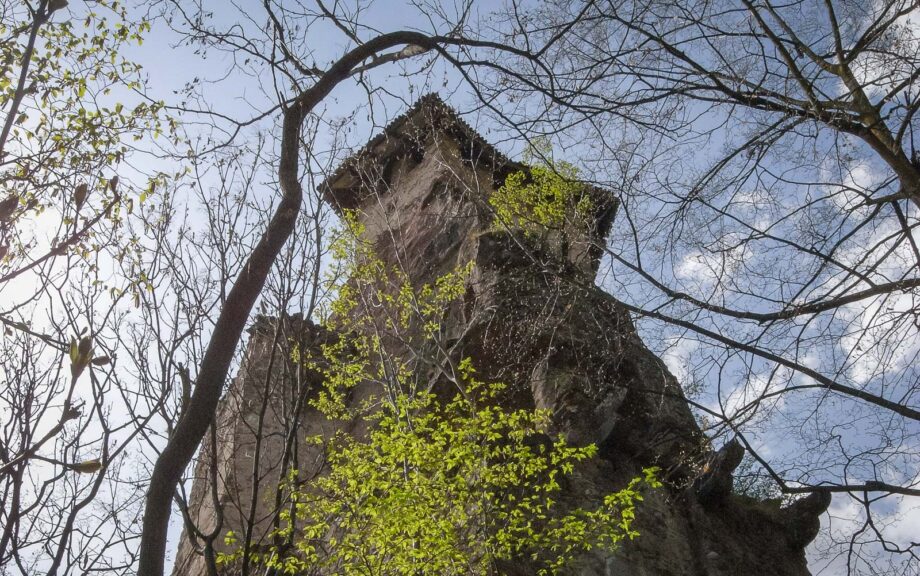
[0,1,173,318]
[489,155,594,239]
[220,364,660,575]
[314,210,473,418]
[0,1,168,205]
[323,210,470,330]
[219,215,660,575]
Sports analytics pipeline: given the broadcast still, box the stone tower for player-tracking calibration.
[172,94,829,575]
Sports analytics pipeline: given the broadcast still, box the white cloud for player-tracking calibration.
[842,2,920,102]
[661,336,699,384]
[827,161,879,213]
[674,233,746,295]
[721,370,788,421]
[886,496,920,549]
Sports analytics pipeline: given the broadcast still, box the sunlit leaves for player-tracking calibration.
[0,0,173,300]
[219,217,660,575]
[489,155,593,239]
[221,366,659,575]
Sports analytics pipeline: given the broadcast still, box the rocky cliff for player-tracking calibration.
[172,94,829,575]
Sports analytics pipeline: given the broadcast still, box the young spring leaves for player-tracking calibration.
[218,216,660,575]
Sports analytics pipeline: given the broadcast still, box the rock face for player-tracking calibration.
[173,95,828,575]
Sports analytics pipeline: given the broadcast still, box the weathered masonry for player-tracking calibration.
[173,95,829,576]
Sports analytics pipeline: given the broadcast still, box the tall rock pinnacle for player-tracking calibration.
[173,94,828,575]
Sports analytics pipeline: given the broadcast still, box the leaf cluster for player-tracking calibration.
[219,217,659,575]
[489,156,593,241]
[221,363,659,575]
